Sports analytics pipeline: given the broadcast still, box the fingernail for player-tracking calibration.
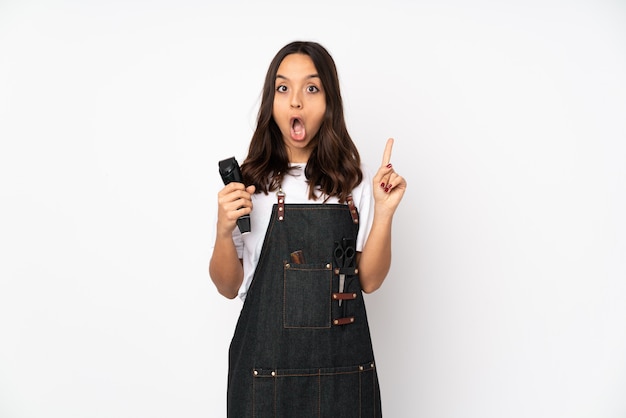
[387,184,393,191]
[384,186,389,193]
[386,163,392,168]
[380,182,386,188]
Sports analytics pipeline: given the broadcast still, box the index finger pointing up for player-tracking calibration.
[382,138,394,166]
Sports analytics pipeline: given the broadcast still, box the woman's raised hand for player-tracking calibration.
[372,138,406,214]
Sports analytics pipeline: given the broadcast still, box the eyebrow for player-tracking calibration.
[275,74,320,81]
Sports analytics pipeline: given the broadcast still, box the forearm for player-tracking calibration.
[357,208,394,293]
[358,138,406,293]
[209,234,244,299]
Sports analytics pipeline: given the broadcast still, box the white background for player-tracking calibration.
[1,1,625,417]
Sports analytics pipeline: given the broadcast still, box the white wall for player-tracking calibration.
[1,1,625,417]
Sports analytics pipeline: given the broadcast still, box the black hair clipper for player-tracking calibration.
[218,156,251,234]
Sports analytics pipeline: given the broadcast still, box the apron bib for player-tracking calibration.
[227,198,382,417]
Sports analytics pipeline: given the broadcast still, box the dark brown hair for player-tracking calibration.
[240,41,362,203]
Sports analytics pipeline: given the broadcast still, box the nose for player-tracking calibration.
[290,92,302,109]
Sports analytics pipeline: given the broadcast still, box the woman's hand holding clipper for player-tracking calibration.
[216,183,256,238]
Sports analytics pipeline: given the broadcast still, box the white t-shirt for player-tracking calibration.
[229,163,375,301]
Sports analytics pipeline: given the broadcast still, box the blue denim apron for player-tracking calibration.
[227,197,382,417]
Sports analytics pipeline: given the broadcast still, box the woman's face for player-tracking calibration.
[272,53,326,163]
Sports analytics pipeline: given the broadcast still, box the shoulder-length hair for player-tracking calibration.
[240,41,362,203]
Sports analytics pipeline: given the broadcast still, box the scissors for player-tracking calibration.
[333,238,356,306]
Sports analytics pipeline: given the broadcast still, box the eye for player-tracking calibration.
[306,85,320,93]
[276,85,287,93]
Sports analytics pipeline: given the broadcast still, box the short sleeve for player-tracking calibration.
[355,164,374,252]
[232,227,244,259]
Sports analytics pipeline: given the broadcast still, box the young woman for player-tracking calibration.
[209,40,406,417]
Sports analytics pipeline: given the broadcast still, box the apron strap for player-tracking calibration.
[277,188,359,224]
[277,188,285,221]
[346,195,359,224]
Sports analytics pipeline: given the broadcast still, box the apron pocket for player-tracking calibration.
[283,262,333,329]
[253,362,379,418]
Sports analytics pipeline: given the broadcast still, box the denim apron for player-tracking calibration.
[227,195,382,417]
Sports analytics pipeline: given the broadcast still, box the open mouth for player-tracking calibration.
[290,117,306,141]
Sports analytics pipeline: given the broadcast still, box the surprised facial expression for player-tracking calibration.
[272,53,326,163]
